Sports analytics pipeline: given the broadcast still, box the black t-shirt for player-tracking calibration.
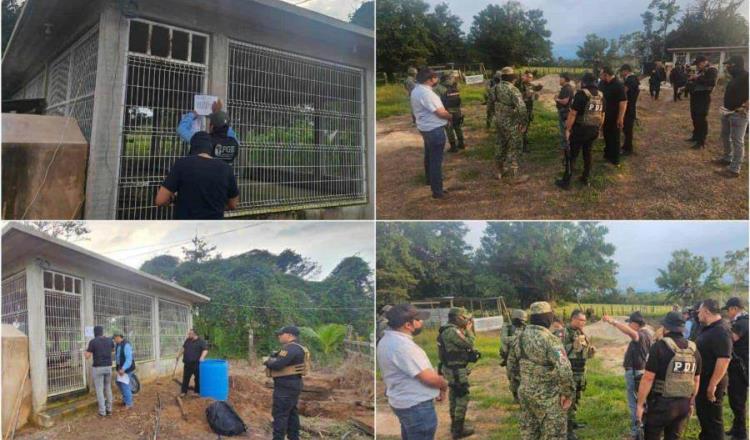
[624,75,640,105]
[645,332,702,389]
[569,89,601,141]
[265,342,306,392]
[557,83,575,110]
[87,336,114,367]
[600,78,627,117]
[731,314,749,366]
[695,319,732,389]
[723,70,749,111]
[183,337,208,363]
[623,328,652,370]
[162,155,240,220]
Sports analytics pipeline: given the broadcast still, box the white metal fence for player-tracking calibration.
[43,270,86,397]
[116,19,209,220]
[158,299,189,358]
[226,41,367,215]
[93,283,154,361]
[2,271,28,335]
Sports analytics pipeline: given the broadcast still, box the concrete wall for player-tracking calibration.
[2,325,32,434]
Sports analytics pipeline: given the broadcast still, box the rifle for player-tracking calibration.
[499,297,512,328]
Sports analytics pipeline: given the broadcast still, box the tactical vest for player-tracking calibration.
[691,68,717,93]
[567,331,588,373]
[652,337,697,398]
[266,342,311,378]
[437,325,472,367]
[442,84,461,110]
[579,89,604,128]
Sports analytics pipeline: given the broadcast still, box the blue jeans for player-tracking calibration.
[421,127,446,197]
[721,111,748,173]
[558,109,569,149]
[116,372,134,407]
[625,369,643,435]
[392,399,438,440]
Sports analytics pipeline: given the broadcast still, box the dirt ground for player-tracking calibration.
[377,75,749,219]
[16,359,374,440]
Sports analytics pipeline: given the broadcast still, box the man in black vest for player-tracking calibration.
[264,326,309,440]
[85,325,115,416]
[686,56,718,149]
[723,297,748,440]
[113,331,136,409]
[178,329,208,397]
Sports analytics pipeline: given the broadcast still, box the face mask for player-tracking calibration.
[411,324,423,336]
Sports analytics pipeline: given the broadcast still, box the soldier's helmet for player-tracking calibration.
[493,70,502,80]
[407,67,418,76]
[511,309,527,322]
[381,304,393,314]
[448,307,472,326]
[529,301,553,315]
[500,66,515,76]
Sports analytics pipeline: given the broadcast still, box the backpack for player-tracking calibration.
[579,89,604,128]
[653,337,697,398]
[206,401,248,436]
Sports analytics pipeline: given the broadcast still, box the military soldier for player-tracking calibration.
[485,71,502,129]
[437,307,480,439]
[508,302,575,440]
[488,66,528,184]
[264,326,311,440]
[562,310,596,440]
[686,56,718,149]
[404,67,418,125]
[516,71,543,152]
[500,309,527,402]
[434,71,465,152]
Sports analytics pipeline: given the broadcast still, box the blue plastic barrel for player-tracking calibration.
[199,359,229,401]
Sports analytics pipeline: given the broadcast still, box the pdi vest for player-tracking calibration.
[653,337,697,398]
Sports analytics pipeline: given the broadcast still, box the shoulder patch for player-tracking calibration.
[278,350,288,357]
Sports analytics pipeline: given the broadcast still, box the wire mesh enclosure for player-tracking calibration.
[45,28,99,142]
[43,270,86,397]
[116,19,208,220]
[158,299,190,357]
[2,271,28,335]
[93,283,154,361]
[226,41,367,215]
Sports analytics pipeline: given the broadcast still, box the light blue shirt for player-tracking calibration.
[177,112,238,144]
[376,329,439,409]
[410,84,447,132]
[683,319,693,339]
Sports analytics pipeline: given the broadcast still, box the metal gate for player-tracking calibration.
[2,271,28,335]
[226,41,366,215]
[43,270,86,397]
[116,19,208,219]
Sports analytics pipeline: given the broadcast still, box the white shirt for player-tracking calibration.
[377,329,439,409]
[410,84,447,132]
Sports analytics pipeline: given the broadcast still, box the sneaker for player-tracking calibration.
[716,169,740,178]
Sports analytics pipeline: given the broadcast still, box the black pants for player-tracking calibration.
[181,361,200,394]
[623,109,636,152]
[650,82,661,99]
[695,382,726,440]
[728,362,748,437]
[272,387,301,440]
[690,92,711,144]
[673,86,683,102]
[603,120,621,164]
[644,396,691,440]
[569,134,596,181]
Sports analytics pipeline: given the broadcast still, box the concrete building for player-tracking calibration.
[3,0,374,220]
[1,223,209,425]
[667,46,749,76]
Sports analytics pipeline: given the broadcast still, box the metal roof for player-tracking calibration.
[2,223,210,303]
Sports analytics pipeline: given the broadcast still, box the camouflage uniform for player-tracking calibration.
[515,78,543,152]
[438,308,478,439]
[507,302,574,440]
[562,324,595,439]
[488,68,527,179]
[434,73,465,151]
[404,68,417,124]
[500,309,527,402]
[485,72,501,128]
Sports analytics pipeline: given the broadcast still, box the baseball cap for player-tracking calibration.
[416,68,437,83]
[209,111,229,129]
[722,297,746,310]
[275,326,300,337]
[625,311,646,325]
[386,304,430,329]
[661,312,685,332]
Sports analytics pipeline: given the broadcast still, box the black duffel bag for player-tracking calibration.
[206,401,247,436]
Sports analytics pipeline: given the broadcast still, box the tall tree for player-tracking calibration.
[647,0,681,57]
[376,0,434,78]
[664,0,748,50]
[350,0,374,29]
[724,248,749,295]
[425,3,466,64]
[655,249,708,302]
[30,221,90,241]
[576,34,611,67]
[181,235,217,263]
[2,0,22,53]
[276,249,320,279]
[140,255,180,281]
[376,223,423,307]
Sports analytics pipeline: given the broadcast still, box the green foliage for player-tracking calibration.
[349,0,374,29]
[665,0,748,53]
[30,221,90,242]
[303,324,349,354]
[140,255,180,281]
[2,0,22,53]
[656,249,709,302]
[181,235,218,263]
[376,0,434,78]
[725,248,749,294]
[576,34,620,68]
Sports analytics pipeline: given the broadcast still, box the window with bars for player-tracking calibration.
[226,41,366,215]
[158,300,190,357]
[43,270,86,396]
[116,19,208,220]
[45,28,99,142]
[93,283,154,361]
[2,272,28,335]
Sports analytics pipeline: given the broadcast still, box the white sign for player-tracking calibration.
[465,75,485,85]
[84,326,94,338]
[116,373,130,385]
[194,94,218,116]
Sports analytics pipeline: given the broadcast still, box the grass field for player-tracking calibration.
[377,83,487,119]
[378,329,735,440]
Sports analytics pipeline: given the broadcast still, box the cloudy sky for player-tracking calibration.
[463,221,749,291]
[280,0,366,22]
[424,0,749,58]
[25,221,374,281]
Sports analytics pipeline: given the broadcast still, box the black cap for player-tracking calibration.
[94,325,104,337]
[386,304,430,329]
[625,311,646,325]
[209,111,229,129]
[275,326,300,337]
[189,132,213,154]
[722,297,746,310]
[693,55,708,65]
[662,311,686,332]
[724,55,745,66]
[580,72,597,88]
[416,68,437,83]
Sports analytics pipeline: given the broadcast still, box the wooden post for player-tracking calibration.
[248,328,256,365]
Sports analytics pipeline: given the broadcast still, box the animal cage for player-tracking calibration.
[43,270,86,397]
[2,271,28,335]
[158,299,190,357]
[226,41,366,215]
[93,283,154,362]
